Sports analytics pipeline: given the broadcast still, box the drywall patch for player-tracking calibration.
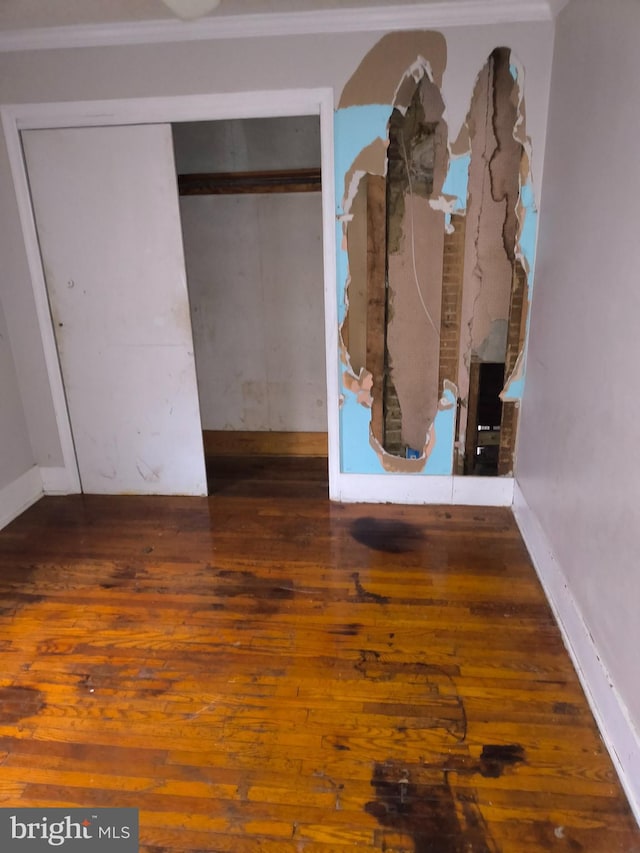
[338,31,447,110]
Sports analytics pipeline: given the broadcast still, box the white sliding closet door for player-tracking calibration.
[22,124,207,495]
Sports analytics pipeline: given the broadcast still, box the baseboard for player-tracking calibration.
[513,481,640,826]
[203,430,328,457]
[40,466,77,495]
[333,473,514,505]
[452,476,514,506]
[334,473,453,504]
[0,466,43,531]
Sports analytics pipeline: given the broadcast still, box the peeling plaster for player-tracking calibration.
[433,150,469,238]
[335,34,457,475]
[425,382,456,475]
[501,348,525,401]
[335,33,538,476]
[382,69,449,454]
[462,49,519,364]
[453,48,532,462]
[335,106,392,329]
[517,181,538,287]
[343,368,373,408]
[501,57,538,404]
[343,138,389,214]
[386,194,445,449]
[334,106,392,215]
[502,179,538,401]
[368,382,456,475]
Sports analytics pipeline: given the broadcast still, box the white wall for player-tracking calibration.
[0,20,554,484]
[173,116,321,173]
[0,295,33,489]
[516,0,640,811]
[181,193,326,432]
[175,117,327,433]
[0,138,63,470]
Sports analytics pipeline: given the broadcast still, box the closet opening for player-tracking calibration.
[172,116,328,497]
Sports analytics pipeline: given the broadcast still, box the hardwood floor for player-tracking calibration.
[0,462,638,851]
[205,453,328,499]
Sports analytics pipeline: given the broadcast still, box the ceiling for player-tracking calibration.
[0,0,478,32]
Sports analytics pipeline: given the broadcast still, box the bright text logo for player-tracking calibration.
[0,809,138,851]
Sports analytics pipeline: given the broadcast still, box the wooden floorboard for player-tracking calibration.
[203,431,328,458]
[0,465,638,852]
[206,453,329,499]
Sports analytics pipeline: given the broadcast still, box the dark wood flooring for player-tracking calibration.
[206,453,329,499]
[0,457,638,851]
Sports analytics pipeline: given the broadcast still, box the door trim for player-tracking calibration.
[1,88,339,497]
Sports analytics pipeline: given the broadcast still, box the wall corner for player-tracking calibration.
[513,479,640,827]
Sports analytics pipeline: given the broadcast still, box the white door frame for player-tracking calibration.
[1,88,339,498]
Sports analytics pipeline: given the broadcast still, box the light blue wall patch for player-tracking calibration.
[339,392,386,473]
[336,220,348,326]
[423,387,456,475]
[334,105,394,214]
[335,105,393,326]
[519,182,538,289]
[336,104,394,472]
[441,153,470,213]
[502,180,538,402]
[339,388,456,475]
[502,373,525,401]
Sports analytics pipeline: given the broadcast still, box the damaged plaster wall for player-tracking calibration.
[457,49,520,372]
[453,48,532,474]
[336,31,456,475]
[386,74,448,454]
[336,31,540,476]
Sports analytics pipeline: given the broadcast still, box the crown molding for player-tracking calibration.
[0,1,557,53]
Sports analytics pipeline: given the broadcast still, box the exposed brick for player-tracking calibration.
[498,261,528,474]
[438,214,465,398]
